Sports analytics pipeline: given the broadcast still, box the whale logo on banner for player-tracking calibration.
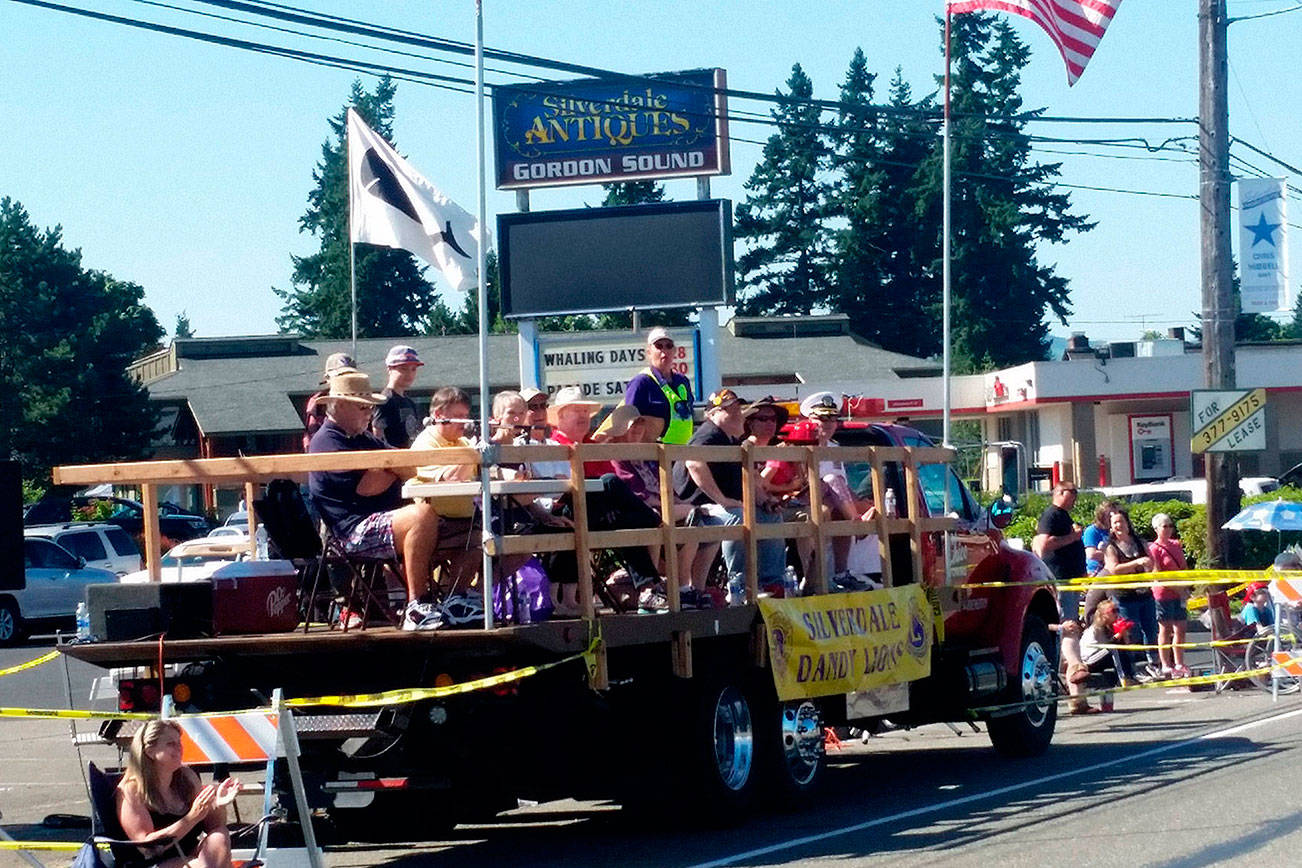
[346,108,486,292]
[1238,177,1290,314]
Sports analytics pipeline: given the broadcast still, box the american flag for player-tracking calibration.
[947,0,1124,86]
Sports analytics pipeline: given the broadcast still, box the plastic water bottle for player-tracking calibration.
[255,524,270,560]
[727,572,747,606]
[783,565,800,599]
[75,602,91,641]
[1101,690,1115,712]
[883,488,898,519]
[516,590,531,625]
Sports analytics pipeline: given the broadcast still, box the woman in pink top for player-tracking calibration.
[1149,512,1191,678]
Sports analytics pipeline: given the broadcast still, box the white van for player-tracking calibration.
[1101,476,1279,505]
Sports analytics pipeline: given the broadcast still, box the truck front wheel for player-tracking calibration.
[986,614,1057,757]
[686,678,757,817]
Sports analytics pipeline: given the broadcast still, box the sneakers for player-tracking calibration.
[638,585,669,613]
[1173,665,1192,679]
[335,607,363,630]
[441,592,485,628]
[402,599,443,632]
[831,571,873,593]
[679,587,716,610]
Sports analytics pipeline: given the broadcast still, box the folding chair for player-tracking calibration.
[86,762,184,868]
[254,479,399,632]
[1206,590,1251,692]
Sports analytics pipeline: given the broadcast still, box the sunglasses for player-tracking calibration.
[750,414,778,423]
[652,340,675,350]
[526,399,549,410]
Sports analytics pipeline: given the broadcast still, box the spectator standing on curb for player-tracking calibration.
[302,352,357,450]
[624,327,693,444]
[1149,512,1191,678]
[1083,500,1118,577]
[1033,482,1086,621]
[372,345,424,448]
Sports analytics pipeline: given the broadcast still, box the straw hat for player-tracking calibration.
[547,386,602,424]
[322,371,387,406]
[594,403,644,439]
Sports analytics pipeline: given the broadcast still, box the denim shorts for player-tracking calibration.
[343,511,397,560]
[1156,597,1188,622]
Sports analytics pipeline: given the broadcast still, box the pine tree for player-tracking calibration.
[275,77,439,338]
[913,14,1093,370]
[734,64,832,316]
[600,180,666,207]
[173,311,194,339]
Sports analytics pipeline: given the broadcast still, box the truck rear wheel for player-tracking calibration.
[758,697,825,801]
[986,614,1057,757]
[686,677,757,817]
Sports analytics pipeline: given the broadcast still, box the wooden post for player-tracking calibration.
[672,630,693,679]
[903,450,925,586]
[806,446,828,594]
[869,453,894,588]
[244,481,259,560]
[740,442,759,600]
[141,482,162,583]
[658,445,682,612]
[569,447,595,619]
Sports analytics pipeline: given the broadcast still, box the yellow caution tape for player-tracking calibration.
[1094,636,1272,651]
[962,569,1281,594]
[0,706,154,720]
[0,650,60,677]
[0,841,91,852]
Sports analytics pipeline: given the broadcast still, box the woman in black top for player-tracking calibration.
[1102,508,1161,676]
[116,720,241,867]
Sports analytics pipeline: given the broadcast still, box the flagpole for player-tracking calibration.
[942,5,952,451]
[347,111,358,360]
[474,0,495,630]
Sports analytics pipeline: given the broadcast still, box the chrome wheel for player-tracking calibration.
[712,685,754,792]
[779,700,823,787]
[1019,639,1055,727]
[0,603,16,645]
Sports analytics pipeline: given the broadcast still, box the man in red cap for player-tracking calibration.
[372,344,424,448]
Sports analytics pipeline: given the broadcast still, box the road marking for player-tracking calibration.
[688,704,1302,868]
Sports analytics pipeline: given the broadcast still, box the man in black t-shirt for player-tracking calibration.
[309,371,442,631]
[372,345,424,448]
[1034,481,1086,621]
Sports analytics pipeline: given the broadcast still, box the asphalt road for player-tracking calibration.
[3,638,1301,867]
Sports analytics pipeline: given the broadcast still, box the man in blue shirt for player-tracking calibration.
[308,371,443,631]
[623,327,694,444]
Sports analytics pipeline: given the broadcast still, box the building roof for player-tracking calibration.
[135,319,939,437]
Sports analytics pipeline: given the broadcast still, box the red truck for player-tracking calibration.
[60,424,1058,840]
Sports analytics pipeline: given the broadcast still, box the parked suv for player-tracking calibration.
[24,495,211,542]
[0,538,117,644]
[24,523,142,576]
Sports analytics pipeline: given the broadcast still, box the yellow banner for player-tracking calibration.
[759,585,933,702]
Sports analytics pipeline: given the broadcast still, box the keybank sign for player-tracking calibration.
[493,68,730,190]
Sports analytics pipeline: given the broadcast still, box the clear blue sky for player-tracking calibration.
[2,0,1298,347]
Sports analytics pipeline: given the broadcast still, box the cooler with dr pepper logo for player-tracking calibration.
[209,560,300,635]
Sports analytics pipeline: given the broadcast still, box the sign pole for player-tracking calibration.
[475,0,496,629]
[1200,0,1238,568]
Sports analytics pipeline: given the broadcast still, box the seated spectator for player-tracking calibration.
[623,327,691,444]
[514,388,570,480]
[1068,598,1137,713]
[372,345,424,448]
[1242,586,1275,632]
[307,371,442,631]
[409,387,483,593]
[673,389,784,606]
[302,352,357,450]
[804,394,874,592]
[116,719,241,868]
[487,390,529,446]
[548,386,613,477]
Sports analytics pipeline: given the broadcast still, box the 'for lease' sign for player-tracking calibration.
[1191,388,1267,454]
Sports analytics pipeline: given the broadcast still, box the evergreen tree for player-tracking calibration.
[173,311,194,339]
[734,64,833,316]
[600,180,665,207]
[914,14,1093,370]
[0,198,162,484]
[275,77,439,338]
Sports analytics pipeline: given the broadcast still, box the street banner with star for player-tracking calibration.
[758,585,933,702]
[1238,177,1290,314]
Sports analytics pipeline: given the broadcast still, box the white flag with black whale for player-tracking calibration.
[346,108,486,292]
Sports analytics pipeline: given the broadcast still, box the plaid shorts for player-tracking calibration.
[342,510,397,560]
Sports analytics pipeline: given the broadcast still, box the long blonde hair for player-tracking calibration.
[124,719,190,813]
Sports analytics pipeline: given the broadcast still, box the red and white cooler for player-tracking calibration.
[209,560,300,635]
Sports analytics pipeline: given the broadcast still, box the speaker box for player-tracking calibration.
[0,461,21,593]
[86,582,213,641]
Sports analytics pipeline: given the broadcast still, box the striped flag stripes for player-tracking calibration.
[947,0,1124,85]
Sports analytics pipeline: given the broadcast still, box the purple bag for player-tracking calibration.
[493,556,553,623]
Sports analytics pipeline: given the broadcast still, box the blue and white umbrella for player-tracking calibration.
[1222,500,1302,532]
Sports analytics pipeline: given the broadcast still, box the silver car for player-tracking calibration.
[0,538,117,644]
[24,523,142,576]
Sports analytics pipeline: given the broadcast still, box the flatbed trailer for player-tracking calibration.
[54,432,1060,836]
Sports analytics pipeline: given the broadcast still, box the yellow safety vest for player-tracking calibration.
[646,368,693,445]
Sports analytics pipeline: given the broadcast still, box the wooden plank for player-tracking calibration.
[674,525,745,545]
[245,481,259,561]
[484,533,576,557]
[919,516,960,533]
[741,443,758,600]
[568,451,594,621]
[570,442,660,461]
[903,451,925,586]
[869,453,893,588]
[805,449,828,595]
[586,528,665,549]
[657,444,680,611]
[753,522,813,540]
[672,630,693,679]
[141,483,162,583]
[661,445,746,462]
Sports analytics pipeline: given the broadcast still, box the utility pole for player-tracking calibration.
[1200,0,1238,568]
